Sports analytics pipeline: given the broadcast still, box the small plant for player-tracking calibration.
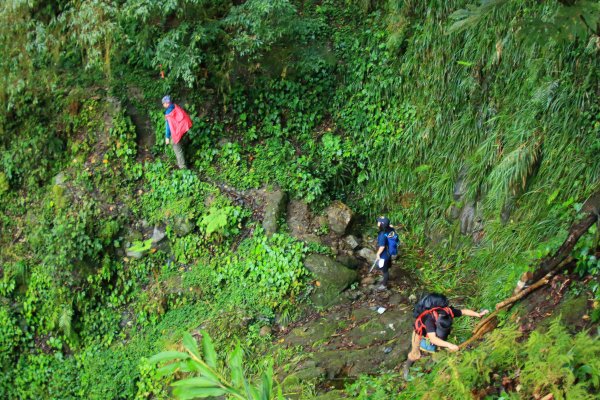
[198,205,247,240]
[314,222,329,236]
[127,239,153,254]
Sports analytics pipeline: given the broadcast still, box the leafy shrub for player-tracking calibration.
[106,111,141,179]
[345,373,404,400]
[0,305,21,367]
[0,171,8,195]
[140,161,217,225]
[216,228,310,312]
[199,204,247,240]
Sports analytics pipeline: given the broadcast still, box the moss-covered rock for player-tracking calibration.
[304,254,358,307]
[262,188,287,237]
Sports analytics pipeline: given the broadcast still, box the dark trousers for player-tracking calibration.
[381,258,391,286]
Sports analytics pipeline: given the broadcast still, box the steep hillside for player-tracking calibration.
[1,1,599,399]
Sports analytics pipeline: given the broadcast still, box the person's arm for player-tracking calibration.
[165,119,171,144]
[460,309,489,318]
[426,332,459,352]
[376,233,386,260]
[376,245,385,260]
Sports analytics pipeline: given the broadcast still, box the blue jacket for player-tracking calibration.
[164,104,175,139]
[378,230,392,260]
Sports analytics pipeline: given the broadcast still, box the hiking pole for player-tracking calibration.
[369,259,377,273]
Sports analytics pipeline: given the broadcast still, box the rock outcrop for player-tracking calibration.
[304,254,358,307]
[325,201,353,235]
[261,188,287,237]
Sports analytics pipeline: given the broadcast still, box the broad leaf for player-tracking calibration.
[246,385,260,400]
[194,360,222,383]
[173,386,227,399]
[200,330,218,369]
[171,377,219,388]
[182,332,201,360]
[229,345,244,387]
[260,372,272,400]
[156,361,183,377]
[148,351,190,364]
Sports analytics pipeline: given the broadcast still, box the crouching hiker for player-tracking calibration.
[162,95,193,169]
[375,216,400,291]
[403,293,489,379]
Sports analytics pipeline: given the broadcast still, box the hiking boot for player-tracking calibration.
[376,284,388,291]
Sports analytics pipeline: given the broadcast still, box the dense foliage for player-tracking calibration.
[1,0,599,398]
[346,319,600,399]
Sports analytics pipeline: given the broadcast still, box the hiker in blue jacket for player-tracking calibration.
[375,216,397,291]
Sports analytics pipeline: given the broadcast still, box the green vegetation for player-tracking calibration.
[402,319,600,399]
[1,0,598,398]
[345,319,600,400]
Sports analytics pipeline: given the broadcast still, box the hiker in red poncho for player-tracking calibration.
[162,95,192,169]
[403,293,489,379]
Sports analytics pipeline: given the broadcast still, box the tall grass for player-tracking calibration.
[333,0,599,305]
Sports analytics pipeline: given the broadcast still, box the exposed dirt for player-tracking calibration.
[514,272,599,336]
[126,86,156,163]
[272,262,421,397]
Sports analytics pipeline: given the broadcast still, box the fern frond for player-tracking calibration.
[59,304,73,336]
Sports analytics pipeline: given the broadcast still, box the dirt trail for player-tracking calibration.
[125,86,155,163]
[275,265,420,396]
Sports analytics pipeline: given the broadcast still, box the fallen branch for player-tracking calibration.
[459,258,572,349]
[458,266,572,349]
[529,213,597,283]
[459,253,579,350]
[459,192,600,350]
[496,256,574,311]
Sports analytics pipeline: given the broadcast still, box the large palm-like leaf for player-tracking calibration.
[150,332,283,400]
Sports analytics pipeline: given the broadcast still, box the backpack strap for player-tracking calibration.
[414,307,454,341]
[383,229,394,257]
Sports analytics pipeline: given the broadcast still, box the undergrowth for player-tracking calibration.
[344,319,600,400]
[0,0,598,398]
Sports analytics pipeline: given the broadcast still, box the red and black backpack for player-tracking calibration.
[414,306,454,339]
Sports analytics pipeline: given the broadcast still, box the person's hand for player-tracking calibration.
[165,138,170,145]
[447,343,459,352]
[478,309,490,318]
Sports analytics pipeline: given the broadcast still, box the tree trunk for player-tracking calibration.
[527,191,600,284]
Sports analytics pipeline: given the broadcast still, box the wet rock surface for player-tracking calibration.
[357,247,377,263]
[325,201,353,235]
[150,225,166,244]
[279,282,416,395]
[343,235,360,250]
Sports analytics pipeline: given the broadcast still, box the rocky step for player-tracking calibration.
[279,300,413,397]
